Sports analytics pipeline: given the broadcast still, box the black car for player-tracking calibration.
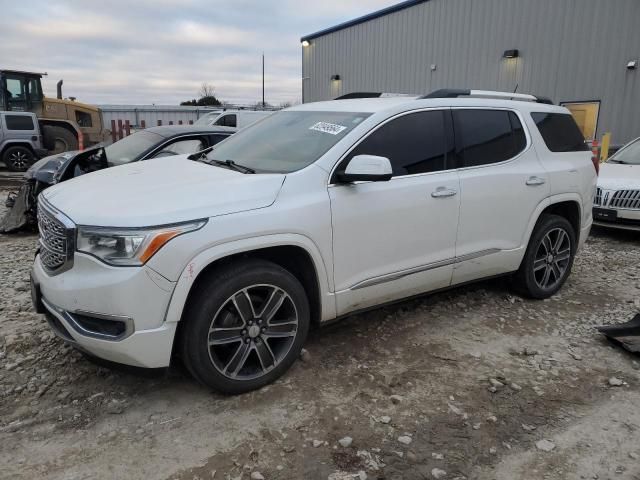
[1,125,236,233]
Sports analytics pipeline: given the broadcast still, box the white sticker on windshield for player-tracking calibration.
[309,122,347,135]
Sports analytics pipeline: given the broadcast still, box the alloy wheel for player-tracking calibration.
[207,284,299,380]
[533,227,571,290]
[9,150,30,170]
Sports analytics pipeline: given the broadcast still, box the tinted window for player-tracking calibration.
[344,110,448,177]
[531,112,589,152]
[210,134,230,146]
[215,114,237,128]
[5,115,35,130]
[453,110,526,167]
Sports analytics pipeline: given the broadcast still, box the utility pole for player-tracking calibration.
[262,52,265,108]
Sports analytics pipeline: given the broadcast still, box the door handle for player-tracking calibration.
[526,176,546,186]
[431,187,458,198]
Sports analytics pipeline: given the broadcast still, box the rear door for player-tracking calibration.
[3,113,38,141]
[451,108,550,285]
[329,109,460,315]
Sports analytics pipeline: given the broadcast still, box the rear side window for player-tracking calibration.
[453,110,527,167]
[531,112,588,152]
[5,115,35,130]
[345,110,449,177]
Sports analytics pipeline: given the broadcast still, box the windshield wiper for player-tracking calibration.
[209,159,256,174]
[187,146,214,160]
[607,159,627,164]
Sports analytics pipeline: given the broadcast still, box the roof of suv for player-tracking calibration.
[289,95,567,114]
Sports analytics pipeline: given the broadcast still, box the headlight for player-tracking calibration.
[77,219,206,266]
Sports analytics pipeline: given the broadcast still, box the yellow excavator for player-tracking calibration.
[0,69,108,154]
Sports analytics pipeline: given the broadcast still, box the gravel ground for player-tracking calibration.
[1,186,639,480]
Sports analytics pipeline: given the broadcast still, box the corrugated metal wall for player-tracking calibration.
[99,105,220,128]
[302,0,640,144]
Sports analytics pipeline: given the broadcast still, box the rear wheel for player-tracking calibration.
[512,214,576,299]
[3,146,35,172]
[180,259,310,394]
[42,125,78,155]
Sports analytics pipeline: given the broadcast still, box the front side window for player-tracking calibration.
[341,110,449,177]
[214,114,237,128]
[531,112,589,152]
[209,134,230,146]
[75,111,93,127]
[5,114,35,130]
[207,111,371,173]
[105,130,165,166]
[608,138,640,165]
[160,138,204,156]
[5,77,27,110]
[453,110,527,167]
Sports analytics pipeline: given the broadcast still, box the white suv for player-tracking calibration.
[31,90,596,393]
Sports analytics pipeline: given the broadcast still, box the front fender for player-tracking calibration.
[163,233,336,325]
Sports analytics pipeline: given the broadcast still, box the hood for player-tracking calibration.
[25,150,80,182]
[42,156,286,227]
[597,163,640,190]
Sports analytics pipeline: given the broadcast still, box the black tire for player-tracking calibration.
[2,146,35,172]
[42,125,78,155]
[180,259,310,394]
[512,214,576,299]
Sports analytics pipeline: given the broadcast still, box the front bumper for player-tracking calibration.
[31,252,178,368]
[592,206,640,232]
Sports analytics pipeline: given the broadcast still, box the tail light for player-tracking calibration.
[591,139,600,175]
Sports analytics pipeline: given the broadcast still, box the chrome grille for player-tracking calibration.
[37,199,75,274]
[594,187,603,206]
[609,190,640,210]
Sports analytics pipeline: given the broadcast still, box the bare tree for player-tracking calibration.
[198,83,217,99]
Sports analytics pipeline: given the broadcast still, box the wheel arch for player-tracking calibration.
[522,194,583,252]
[39,119,81,138]
[164,235,335,330]
[1,141,36,156]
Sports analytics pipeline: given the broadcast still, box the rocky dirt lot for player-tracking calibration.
[1,186,639,480]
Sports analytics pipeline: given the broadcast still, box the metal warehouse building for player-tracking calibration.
[301,0,640,144]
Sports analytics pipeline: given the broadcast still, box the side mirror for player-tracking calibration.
[336,155,393,183]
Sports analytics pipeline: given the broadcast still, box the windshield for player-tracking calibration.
[193,111,222,126]
[206,111,371,173]
[105,130,165,166]
[609,138,640,165]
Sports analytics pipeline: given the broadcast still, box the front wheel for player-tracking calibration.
[512,214,576,299]
[180,259,310,394]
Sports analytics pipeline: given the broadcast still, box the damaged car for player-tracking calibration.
[0,125,236,233]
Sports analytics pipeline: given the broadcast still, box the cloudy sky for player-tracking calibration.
[1,0,397,106]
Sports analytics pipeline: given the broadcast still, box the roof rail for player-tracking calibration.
[335,92,416,100]
[420,89,553,104]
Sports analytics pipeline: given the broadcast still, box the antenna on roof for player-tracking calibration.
[513,83,519,93]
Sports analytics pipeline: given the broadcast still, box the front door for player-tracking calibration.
[329,109,460,315]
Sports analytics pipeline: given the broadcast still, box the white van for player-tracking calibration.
[194,110,273,129]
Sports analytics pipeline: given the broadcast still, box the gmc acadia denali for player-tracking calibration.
[31,89,596,393]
